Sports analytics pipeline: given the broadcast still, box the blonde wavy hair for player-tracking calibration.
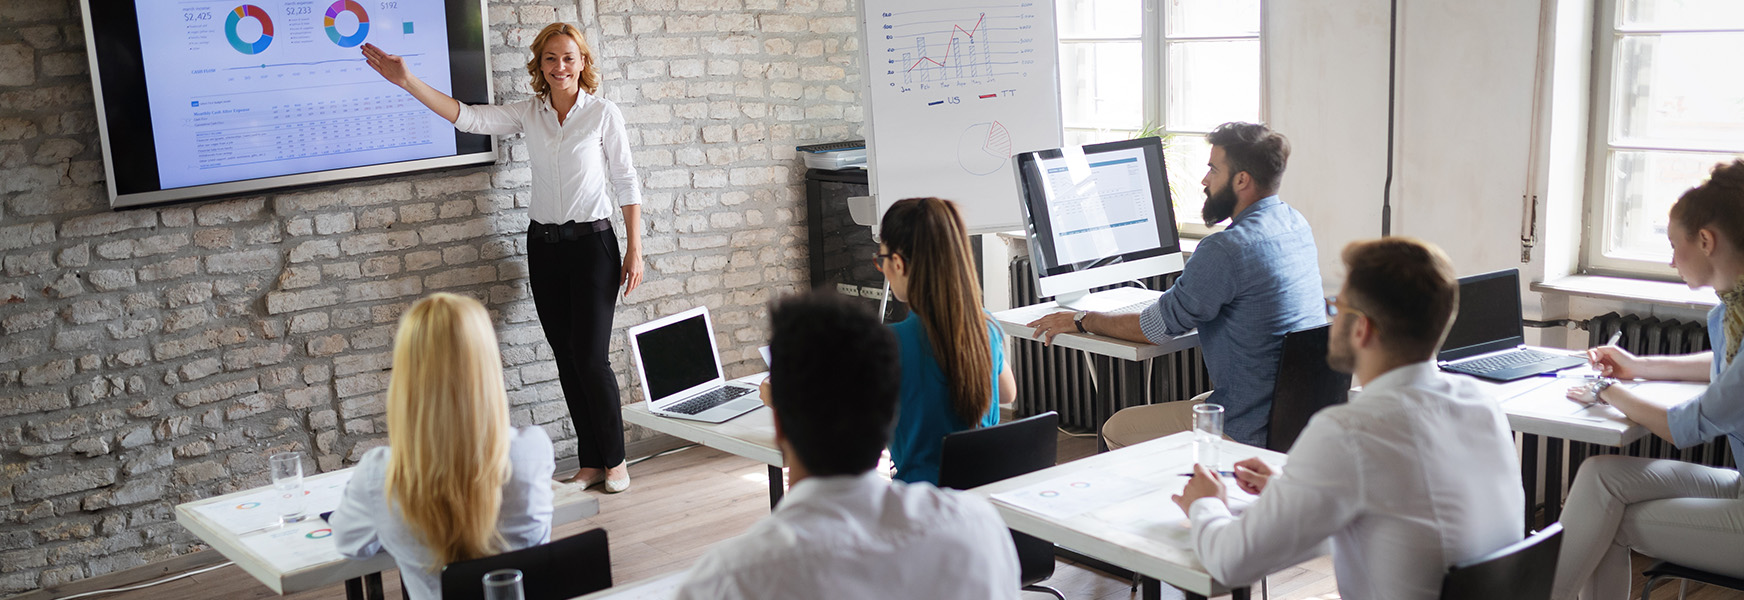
[384,293,513,569]
[525,23,600,97]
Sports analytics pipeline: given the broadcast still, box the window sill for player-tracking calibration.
[1532,275,1716,310]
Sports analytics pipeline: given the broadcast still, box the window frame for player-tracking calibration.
[1056,1,1265,239]
[1581,0,1744,280]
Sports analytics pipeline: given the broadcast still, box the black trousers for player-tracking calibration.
[527,222,625,469]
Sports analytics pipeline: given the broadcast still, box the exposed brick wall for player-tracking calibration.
[0,0,861,592]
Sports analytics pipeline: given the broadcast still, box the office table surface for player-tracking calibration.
[174,469,599,595]
[620,373,782,468]
[993,293,1200,362]
[569,572,685,599]
[1460,360,1705,447]
[969,430,1292,598]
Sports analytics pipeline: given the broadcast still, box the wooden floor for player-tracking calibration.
[52,430,1744,600]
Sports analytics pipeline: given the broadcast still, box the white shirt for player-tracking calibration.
[453,93,641,224]
[330,427,555,600]
[1188,362,1524,600]
[674,471,1021,600]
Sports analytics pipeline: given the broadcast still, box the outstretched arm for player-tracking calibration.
[362,43,460,123]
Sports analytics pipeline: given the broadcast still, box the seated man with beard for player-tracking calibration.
[1028,121,1324,448]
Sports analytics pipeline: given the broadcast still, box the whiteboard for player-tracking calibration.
[861,0,1063,234]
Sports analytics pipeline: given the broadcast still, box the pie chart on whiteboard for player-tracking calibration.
[958,121,1012,176]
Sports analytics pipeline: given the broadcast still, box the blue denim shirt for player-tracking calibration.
[1666,304,1744,462]
[1139,196,1325,446]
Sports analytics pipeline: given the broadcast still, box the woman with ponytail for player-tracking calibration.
[362,23,643,491]
[1551,160,1744,599]
[877,197,1018,485]
[331,294,555,600]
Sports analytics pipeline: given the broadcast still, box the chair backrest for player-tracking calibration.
[1439,523,1563,600]
[440,528,611,600]
[938,411,1059,490]
[938,411,1061,587]
[1267,324,1351,452]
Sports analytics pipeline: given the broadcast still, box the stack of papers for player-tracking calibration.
[190,471,357,571]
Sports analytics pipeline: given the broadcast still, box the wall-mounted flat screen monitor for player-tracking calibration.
[81,0,496,208]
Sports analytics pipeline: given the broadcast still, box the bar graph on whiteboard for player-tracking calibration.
[861,0,1061,233]
[876,3,1044,95]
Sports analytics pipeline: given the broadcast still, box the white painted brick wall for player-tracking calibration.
[0,0,861,591]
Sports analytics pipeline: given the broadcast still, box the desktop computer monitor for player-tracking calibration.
[1013,137,1184,310]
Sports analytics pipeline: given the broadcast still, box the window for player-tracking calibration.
[1585,0,1744,277]
[1056,0,1261,235]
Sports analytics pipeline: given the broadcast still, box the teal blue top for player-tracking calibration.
[889,312,1004,485]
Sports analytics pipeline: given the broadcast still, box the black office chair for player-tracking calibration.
[939,411,1064,600]
[1438,523,1563,600]
[1266,324,1351,453]
[440,528,612,600]
[1640,561,1744,600]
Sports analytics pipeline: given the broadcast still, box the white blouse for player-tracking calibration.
[453,93,641,225]
[330,427,555,600]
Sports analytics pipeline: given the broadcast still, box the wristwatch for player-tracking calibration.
[1073,311,1089,334]
[1587,377,1619,404]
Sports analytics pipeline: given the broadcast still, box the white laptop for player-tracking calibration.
[627,306,762,423]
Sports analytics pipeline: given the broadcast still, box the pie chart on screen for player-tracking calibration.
[957,121,1012,176]
[324,0,370,48]
[224,5,274,55]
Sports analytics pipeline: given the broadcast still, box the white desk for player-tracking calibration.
[175,468,599,600]
[569,572,684,600]
[620,373,786,507]
[971,431,1294,600]
[992,290,1201,435]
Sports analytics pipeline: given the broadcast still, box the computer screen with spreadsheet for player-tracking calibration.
[1013,137,1184,308]
[81,0,494,208]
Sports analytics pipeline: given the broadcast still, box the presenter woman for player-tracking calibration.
[361,23,642,491]
[1551,160,1744,599]
[330,293,555,600]
[877,197,1018,485]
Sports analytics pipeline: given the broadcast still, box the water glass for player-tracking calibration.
[1192,403,1224,469]
[269,452,305,524]
[483,569,525,600]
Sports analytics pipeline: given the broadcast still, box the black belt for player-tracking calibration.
[529,219,611,243]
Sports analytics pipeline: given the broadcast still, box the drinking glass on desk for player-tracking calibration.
[483,569,525,600]
[269,452,306,525]
[1193,404,1224,469]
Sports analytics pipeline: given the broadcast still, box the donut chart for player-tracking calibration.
[324,0,370,48]
[224,5,274,55]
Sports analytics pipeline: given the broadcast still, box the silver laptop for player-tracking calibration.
[627,306,761,423]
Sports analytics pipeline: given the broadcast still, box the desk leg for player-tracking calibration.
[1143,577,1167,600]
[364,572,385,600]
[1521,433,1540,532]
[768,465,784,510]
[345,577,364,600]
[1545,437,1564,525]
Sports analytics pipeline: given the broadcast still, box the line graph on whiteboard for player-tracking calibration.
[875,3,1044,94]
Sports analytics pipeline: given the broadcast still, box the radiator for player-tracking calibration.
[1007,255,1213,431]
[1577,312,1734,470]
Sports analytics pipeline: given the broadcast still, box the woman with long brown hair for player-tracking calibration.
[330,294,555,600]
[877,197,1018,485]
[360,23,642,491]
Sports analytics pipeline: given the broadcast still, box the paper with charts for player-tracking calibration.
[992,471,1155,520]
[238,518,344,572]
[861,0,1063,233]
[191,470,354,535]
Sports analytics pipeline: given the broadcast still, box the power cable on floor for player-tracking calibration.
[54,560,234,600]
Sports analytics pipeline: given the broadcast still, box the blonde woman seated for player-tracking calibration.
[331,293,556,600]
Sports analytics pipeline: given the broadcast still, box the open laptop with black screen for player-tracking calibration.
[627,306,761,423]
[1438,269,1585,382]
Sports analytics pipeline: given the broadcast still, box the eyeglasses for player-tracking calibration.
[873,252,894,271]
[1325,296,1366,319]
